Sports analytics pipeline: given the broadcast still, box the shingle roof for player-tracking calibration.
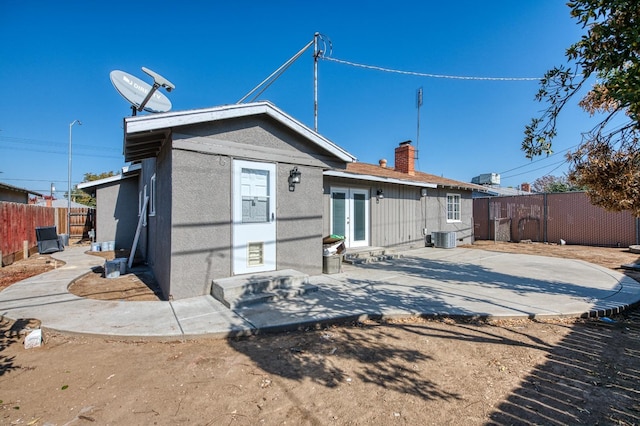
[339,162,487,191]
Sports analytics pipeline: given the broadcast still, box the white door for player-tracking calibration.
[233,160,276,274]
[330,187,369,248]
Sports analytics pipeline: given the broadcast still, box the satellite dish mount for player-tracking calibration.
[110,67,175,116]
[137,67,175,115]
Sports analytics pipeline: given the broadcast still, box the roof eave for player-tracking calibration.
[124,102,357,164]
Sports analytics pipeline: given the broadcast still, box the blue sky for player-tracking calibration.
[1,1,596,196]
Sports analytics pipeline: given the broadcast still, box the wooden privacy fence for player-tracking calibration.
[54,207,95,240]
[473,192,640,247]
[0,202,95,266]
[1,202,55,265]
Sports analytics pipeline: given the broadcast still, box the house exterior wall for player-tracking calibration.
[95,177,139,250]
[323,177,474,248]
[152,115,331,300]
[276,164,324,274]
[168,149,232,300]
[0,188,28,204]
[149,144,173,300]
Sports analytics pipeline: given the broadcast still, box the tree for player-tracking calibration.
[522,0,640,215]
[74,171,117,207]
[532,175,584,193]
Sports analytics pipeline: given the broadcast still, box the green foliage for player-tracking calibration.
[532,175,584,193]
[74,171,117,207]
[523,0,640,215]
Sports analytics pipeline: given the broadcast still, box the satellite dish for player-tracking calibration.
[110,69,173,114]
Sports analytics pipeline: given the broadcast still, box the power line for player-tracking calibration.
[321,56,541,81]
[501,159,568,179]
[498,144,578,175]
[0,135,116,152]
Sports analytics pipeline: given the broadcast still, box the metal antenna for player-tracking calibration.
[238,33,330,132]
[416,87,423,170]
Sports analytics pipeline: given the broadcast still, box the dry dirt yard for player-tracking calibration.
[1,242,640,425]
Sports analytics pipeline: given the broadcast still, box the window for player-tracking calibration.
[138,184,148,226]
[240,168,270,223]
[447,194,461,222]
[149,174,156,216]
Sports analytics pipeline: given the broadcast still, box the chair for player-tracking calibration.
[35,226,64,254]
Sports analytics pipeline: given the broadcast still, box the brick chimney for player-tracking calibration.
[394,140,415,175]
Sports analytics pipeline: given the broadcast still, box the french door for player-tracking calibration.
[330,188,369,248]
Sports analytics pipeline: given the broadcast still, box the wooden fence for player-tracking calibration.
[0,202,95,266]
[473,192,640,247]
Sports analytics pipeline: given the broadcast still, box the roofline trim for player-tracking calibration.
[77,164,141,190]
[324,170,438,188]
[125,102,357,163]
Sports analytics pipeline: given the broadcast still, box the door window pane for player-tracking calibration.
[241,168,270,223]
[332,192,346,236]
[353,193,366,241]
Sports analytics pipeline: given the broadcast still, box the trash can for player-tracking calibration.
[323,254,343,274]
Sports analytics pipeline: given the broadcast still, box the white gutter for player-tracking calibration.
[323,170,437,188]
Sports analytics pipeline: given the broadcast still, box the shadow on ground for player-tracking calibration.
[487,308,640,425]
[228,255,640,423]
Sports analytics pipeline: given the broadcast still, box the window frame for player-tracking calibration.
[446,193,461,223]
[149,174,156,217]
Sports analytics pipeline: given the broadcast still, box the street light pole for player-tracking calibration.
[68,119,81,244]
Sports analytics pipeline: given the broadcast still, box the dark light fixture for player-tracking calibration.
[288,167,302,191]
[376,189,384,203]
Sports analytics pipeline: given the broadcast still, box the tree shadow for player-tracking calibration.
[227,252,640,412]
[0,317,39,376]
[229,321,463,402]
[487,308,640,424]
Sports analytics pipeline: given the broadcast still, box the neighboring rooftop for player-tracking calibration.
[0,182,43,197]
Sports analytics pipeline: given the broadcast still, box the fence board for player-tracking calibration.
[1,202,56,265]
[0,202,95,266]
[473,192,639,247]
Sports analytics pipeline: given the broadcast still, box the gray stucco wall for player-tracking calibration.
[323,177,474,249]
[158,115,336,300]
[276,164,324,275]
[150,142,174,300]
[168,149,232,300]
[95,177,139,250]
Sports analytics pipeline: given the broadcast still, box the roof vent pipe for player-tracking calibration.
[379,159,387,168]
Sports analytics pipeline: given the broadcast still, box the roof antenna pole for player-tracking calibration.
[314,32,320,132]
[416,87,423,170]
[237,38,315,104]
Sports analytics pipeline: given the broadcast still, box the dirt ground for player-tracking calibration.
[1,242,640,425]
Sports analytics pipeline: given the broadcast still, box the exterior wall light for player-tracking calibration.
[421,187,428,197]
[288,167,301,191]
[376,189,384,204]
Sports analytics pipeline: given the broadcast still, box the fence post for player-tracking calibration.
[543,193,548,243]
[23,240,29,260]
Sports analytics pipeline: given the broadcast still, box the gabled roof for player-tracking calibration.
[325,162,488,192]
[123,101,357,164]
[0,182,43,197]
